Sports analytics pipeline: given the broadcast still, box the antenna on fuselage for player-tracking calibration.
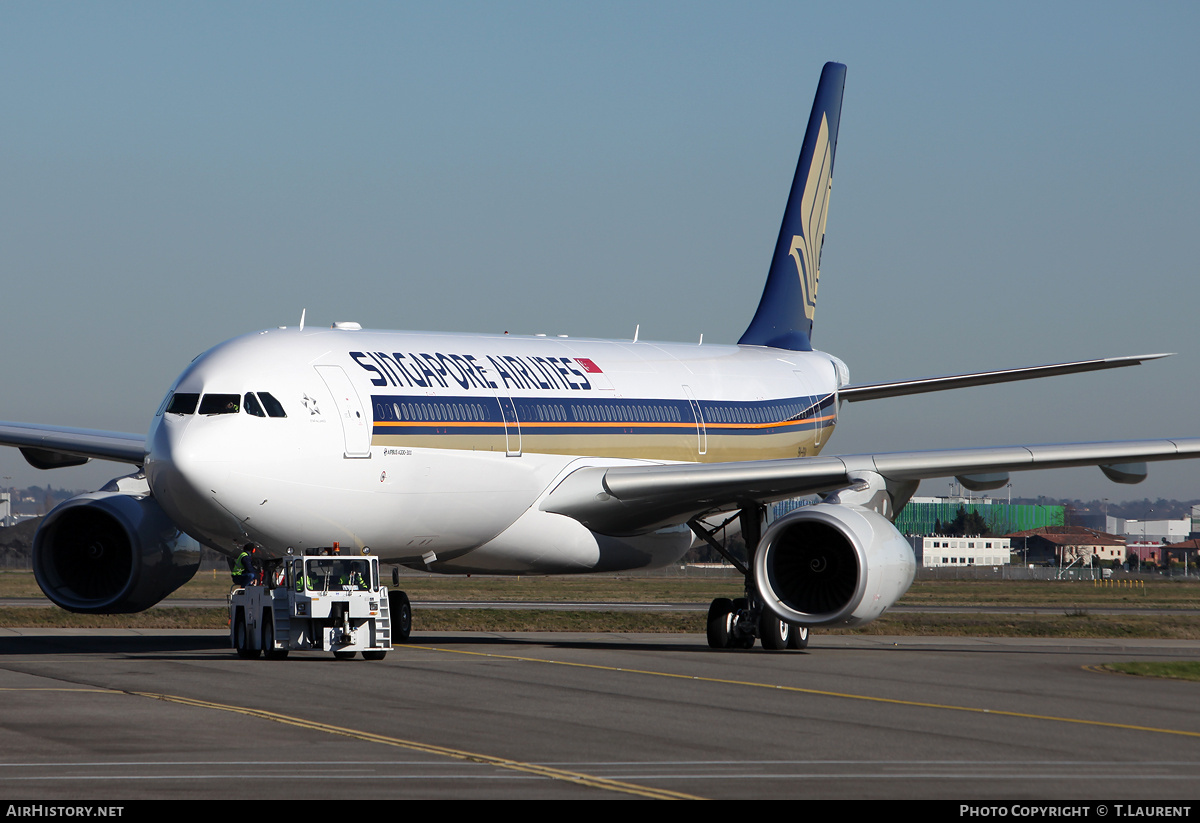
[299,308,306,331]
[632,324,640,343]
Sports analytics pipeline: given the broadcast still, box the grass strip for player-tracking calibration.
[3,571,1199,608]
[1102,661,1200,681]
[2,605,1197,639]
[0,607,230,630]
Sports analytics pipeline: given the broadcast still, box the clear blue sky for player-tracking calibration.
[2,1,1198,502]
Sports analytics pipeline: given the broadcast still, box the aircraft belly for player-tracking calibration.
[209,448,556,561]
[428,508,693,574]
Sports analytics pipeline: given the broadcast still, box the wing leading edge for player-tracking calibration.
[0,422,145,469]
[540,438,1200,535]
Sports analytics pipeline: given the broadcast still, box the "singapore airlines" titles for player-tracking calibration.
[350,351,599,393]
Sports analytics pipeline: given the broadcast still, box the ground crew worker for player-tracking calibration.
[296,564,316,592]
[231,546,253,586]
[232,543,261,586]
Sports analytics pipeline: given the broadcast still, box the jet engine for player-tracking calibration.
[753,503,915,627]
[33,486,201,614]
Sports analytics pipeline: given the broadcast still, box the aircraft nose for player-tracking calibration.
[146,414,233,538]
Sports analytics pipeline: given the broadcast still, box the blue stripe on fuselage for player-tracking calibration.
[369,393,834,436]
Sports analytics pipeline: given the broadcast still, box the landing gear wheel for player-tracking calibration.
[758,611,790,651]
[732,598,755,648]
[706,598,734,649]
[234,613,258,659]
[263,613,288,659]
[787,624,810,650]
[390,590,412,642]
[362,651,387,661]
[333,651,357,660]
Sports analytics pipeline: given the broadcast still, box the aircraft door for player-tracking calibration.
[682,385,707,457]
[315,365,372,458]
[495,394,522,457]
[475,361,522,456]
[793,370,824,450]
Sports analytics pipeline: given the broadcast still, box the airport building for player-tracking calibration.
[1126,540,1200,569]
[1005,526,1126,566]
[1104,516,1191,544]
[910,535,1012,568]
[894,495,1064,536]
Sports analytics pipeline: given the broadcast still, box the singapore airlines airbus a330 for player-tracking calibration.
[4,62,1199,652]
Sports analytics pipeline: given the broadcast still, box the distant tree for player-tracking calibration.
[943,505,991,537]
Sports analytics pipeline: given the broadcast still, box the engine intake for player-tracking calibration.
[753,503,915,627]
[33,490,201,614]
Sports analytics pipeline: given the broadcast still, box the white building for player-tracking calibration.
[1106,517,1190,544]
[912,536,1011,568]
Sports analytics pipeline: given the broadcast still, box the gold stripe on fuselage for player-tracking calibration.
[371,414,837,462]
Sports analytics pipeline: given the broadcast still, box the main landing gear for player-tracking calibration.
[691,507,812,652]
[390,568,413,644]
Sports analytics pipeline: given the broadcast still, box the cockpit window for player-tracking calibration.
[165,393,200,415]
[198,394,241,415]
[244,392,265,417]
[259,392,287,418]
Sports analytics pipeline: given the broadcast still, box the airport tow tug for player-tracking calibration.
[229,548,399,660]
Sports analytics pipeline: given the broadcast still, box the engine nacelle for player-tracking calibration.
[753,503,915,628]
[33,490,201,614]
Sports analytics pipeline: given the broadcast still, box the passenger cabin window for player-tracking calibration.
[165,393,200,415]
[198,394,241,415]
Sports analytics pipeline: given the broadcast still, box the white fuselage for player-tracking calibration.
[144,326,842,574]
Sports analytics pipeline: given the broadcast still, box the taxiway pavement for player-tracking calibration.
[1,630,1197,800]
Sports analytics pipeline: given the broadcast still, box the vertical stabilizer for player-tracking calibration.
[739,62,846,352]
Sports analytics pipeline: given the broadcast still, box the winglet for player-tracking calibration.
[739,61,847,352]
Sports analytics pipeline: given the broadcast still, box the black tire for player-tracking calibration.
[731,598,755,648]
[787,624,810,650]
[758,610,790,651]
[362,651,387,661]
[263,612,288,659]
[706,598,734,648]
[390,590,412,642]
[234,612,258,659]
[334,651,357,660]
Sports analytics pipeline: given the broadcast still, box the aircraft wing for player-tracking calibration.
[0,421,146,469]
[541,438,1200,535]
[839,354,1170,402]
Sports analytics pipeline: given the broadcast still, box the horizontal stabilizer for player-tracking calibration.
[838,354,1171,403]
